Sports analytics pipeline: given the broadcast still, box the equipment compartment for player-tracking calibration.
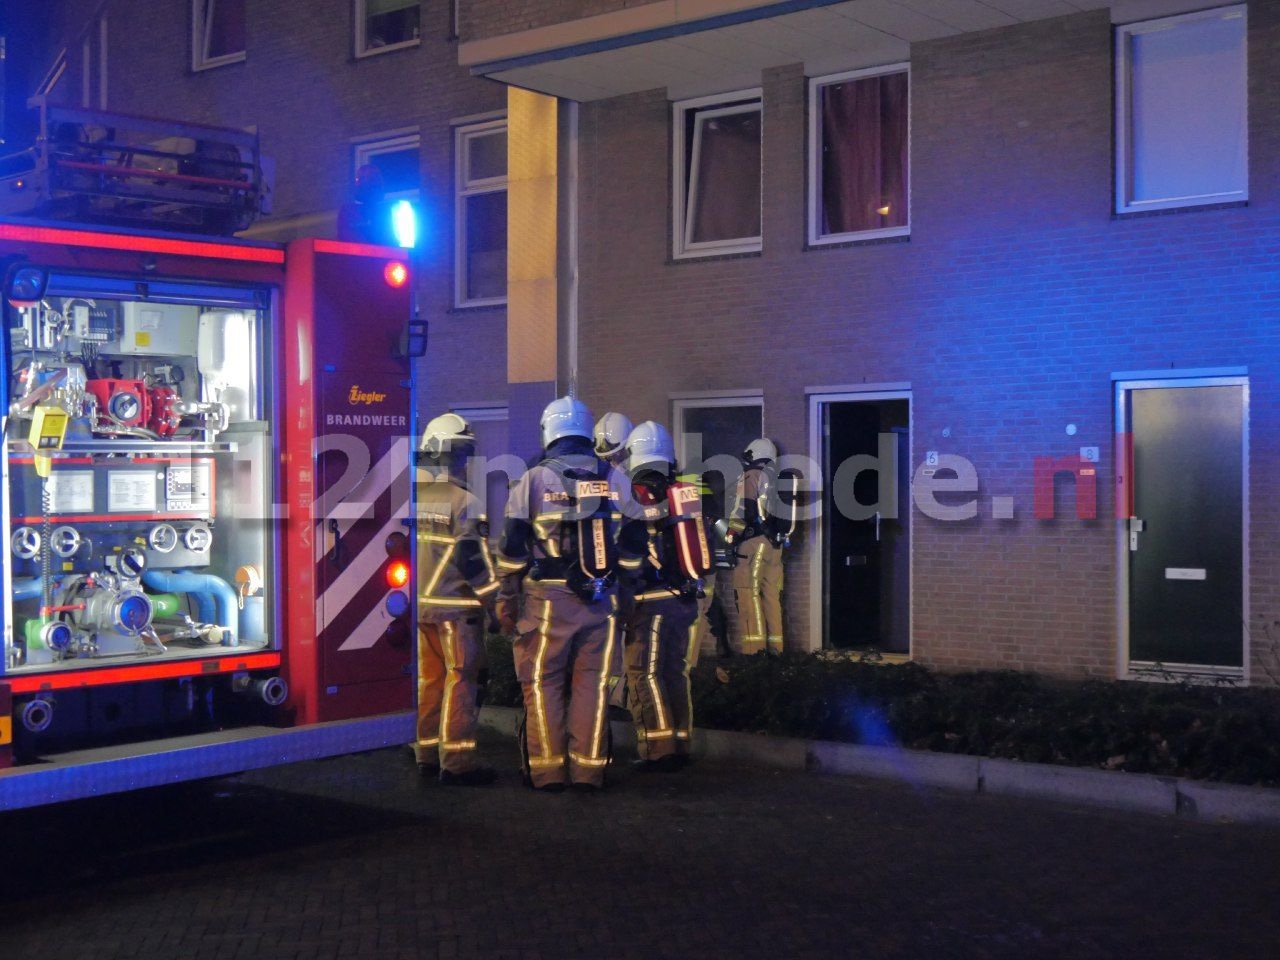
[4,274,273,673]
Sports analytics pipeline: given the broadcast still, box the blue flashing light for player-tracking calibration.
[385,590,411,618]
[391,200,418,249]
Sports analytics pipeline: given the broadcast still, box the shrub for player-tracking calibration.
[688,653,1280,787]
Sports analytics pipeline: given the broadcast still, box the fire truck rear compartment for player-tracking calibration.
[5,275,273,682]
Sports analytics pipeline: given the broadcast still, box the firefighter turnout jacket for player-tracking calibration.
[624,471,712,762]
[496,437,646,789]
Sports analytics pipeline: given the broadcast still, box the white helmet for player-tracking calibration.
[540,396,593,449]
[420,412,475,456]
[593,412,633,459]
[626,421,676,475]
[744,437,777,464]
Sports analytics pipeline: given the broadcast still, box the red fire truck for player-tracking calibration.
[0,105,421,810]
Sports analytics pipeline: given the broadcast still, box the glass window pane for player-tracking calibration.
[465,415,509,543]
[688,109,761,244]
[467,131,507,182]
[365,0,419,49]
[820,71,908,235]
[367,146,420,195]
[466,192,507,302]
[202,0,245,61]
[679,404,763,518]
[1128,15,1245,204]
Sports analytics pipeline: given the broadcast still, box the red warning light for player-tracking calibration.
[385,559,411,589]
[384,261,408,288]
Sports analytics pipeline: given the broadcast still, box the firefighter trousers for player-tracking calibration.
[732,535,784,654]
[513,583,619,789]
[416,613,484,773]
[625,594,699,761]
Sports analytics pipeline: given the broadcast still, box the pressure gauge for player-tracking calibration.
[108,390,142,423]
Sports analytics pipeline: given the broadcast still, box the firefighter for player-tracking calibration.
[496,397,645,792]
[728,438,788,655]
[622,421,712,770]
[677,469,728,660]
[415,413,500,785]
[336,163,397,247]
[593,411,633,468]
[593,410,634,711]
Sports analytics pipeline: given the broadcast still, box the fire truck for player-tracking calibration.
[0,103,422,810]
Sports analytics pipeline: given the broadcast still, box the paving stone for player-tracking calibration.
[0,728,1276,960]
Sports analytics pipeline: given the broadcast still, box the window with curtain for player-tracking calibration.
[673,91,762,258]
[1115,5,1247,214]
[192,0,245,71]
[808,65,909,245]
[356,0,421,56]
[455,118,508,307]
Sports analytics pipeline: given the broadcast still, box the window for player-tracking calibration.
[450,405,512,543]
[455,118,507,307]
[356,0,421,57]
[354,131,421,199]
[808,65,909,245]
[673,394,764,521]
[673,90,762,259]
[192,0,245,71]
[1115,5,1247,214]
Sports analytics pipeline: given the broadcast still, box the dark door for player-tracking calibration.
[1127,385,1243,667]
[825,399,909,652]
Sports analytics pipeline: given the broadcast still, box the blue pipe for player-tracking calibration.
[12,578,45,601]
[141,570,238,644]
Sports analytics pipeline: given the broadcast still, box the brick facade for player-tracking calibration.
[21,1,1280,680]
[35,0,509,423]
[569,7,1280,679]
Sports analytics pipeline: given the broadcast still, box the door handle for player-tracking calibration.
[1129,517,1144,552]
[328,518,347,569]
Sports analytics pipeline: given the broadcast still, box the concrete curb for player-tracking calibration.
[477,706,1280,826]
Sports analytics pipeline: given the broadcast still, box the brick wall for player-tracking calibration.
[574,8,1280,680]
[36,0,511,425]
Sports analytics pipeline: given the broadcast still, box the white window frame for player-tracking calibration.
[353,129,421,201]
[672,89,763,260]
[454,116,508,309]
[355,0,421,59]
[807,63,910,246]
[1115,4,1248,214]
[449,403,511,541]
[191,0,246,72]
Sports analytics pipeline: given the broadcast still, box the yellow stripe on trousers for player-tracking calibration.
[532,599,553,759]
[647,614,670,733]
[589,611,617,759]
[751,541,766,640]
[440,620,456,749]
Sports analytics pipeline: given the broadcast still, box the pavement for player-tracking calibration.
[1,722,1278,960]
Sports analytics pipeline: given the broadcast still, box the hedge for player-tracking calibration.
[483,637,1280,787]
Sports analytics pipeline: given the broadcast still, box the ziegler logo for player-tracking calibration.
[348,386,387,406]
